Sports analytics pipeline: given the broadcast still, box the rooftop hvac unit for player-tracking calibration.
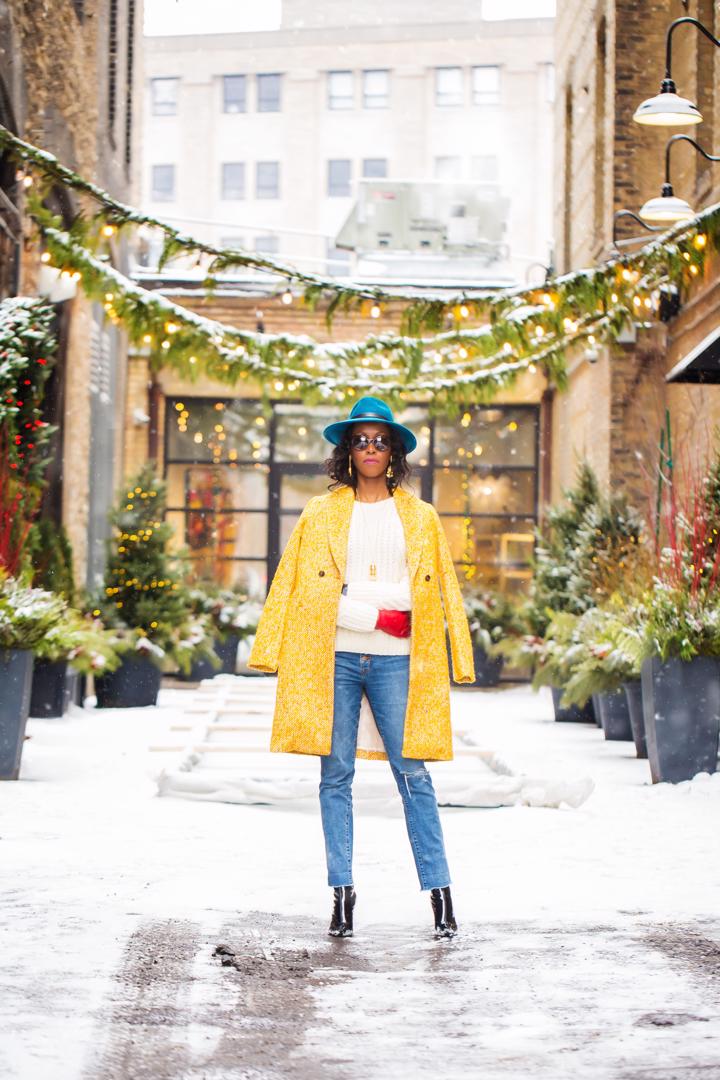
[336,179,510,264]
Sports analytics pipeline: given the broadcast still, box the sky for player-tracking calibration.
[144,0,555,36]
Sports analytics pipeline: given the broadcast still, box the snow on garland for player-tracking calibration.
[1,124,718,407]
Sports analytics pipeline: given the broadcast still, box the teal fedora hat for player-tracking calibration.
[322,396,417,453]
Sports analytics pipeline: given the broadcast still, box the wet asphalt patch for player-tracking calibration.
[85,913,720,1080]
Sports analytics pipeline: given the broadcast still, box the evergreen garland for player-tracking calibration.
[0,297,57,574]
[1,124,718,406]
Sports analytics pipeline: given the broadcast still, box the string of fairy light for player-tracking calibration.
[1,125,719,408]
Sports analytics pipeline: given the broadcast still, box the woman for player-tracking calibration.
[248,396,475,939]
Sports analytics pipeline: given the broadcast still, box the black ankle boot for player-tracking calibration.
[430,886,457,939]
[329,886,356,937]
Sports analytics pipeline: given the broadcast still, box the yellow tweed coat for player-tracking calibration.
[247,484,475,761]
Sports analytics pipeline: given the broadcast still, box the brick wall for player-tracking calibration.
[2,0,141,585]
[552,0,720,509]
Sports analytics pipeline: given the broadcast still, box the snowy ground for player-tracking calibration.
[1,682,719,1079]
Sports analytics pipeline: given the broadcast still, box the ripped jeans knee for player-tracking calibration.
[398,765,433,799]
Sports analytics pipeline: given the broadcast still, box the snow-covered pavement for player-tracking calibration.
[1,681,719,1079]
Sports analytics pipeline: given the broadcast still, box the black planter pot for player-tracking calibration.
[0,649,34,780]
[472,644,504,688]
[95,654,162,708]
[623,679,647,759]
[29,659,78,718]
[591,693,603,727]
[551,686,596,723]
[597,688,634,741]
[176,654,219,683]
[215,634,240,675]
[641,655,720,784]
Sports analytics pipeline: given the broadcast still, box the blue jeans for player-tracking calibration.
[319,651,451,891]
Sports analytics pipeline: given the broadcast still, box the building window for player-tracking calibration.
[434,156,462,181]
[328,71,353,109]
[254,235,280,254]
[471,155,498,182]
[362,158,388,178]
[151,78,178,116]
[472,65,500,105]
[362,69,389,109]
[327,159,352,197]
[221,162,245,200]
[256,161,280,199]
[432,405,538,590]
[223,75,247,113]
[257,73,282,112]
[151,164,176,201]
[220,237,245,252]
[435,67,463,107]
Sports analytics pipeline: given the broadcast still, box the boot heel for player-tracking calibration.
[329,886,356,937]
[430,886,457,939]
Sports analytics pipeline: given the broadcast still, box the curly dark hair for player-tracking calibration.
[325,427,413,494]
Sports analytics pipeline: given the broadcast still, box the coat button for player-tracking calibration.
[318,570,325,577]
[425,574,431,581]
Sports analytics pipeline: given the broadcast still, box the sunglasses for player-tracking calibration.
[350,434,392,452]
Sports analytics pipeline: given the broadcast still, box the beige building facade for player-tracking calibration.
[142,2,555,285]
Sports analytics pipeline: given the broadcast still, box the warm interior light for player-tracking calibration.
[633,90,702,126]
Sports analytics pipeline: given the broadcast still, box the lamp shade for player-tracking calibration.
[639,193,695,224]
[633,90,702,126]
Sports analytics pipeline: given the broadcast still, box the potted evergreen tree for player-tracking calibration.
[503,465,644,723]
[634,453,720,782]
[31,611,120,717]
[177,587,264,681]
[92,466,210,708]
[559,604,639,743]
[462,589,519,687]
[27,519,81,716]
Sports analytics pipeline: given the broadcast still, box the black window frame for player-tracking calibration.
[164,397,540,593]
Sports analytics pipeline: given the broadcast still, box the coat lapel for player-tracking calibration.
[325,484,425,582]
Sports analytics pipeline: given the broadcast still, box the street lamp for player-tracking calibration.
[638,134,720,224]
[633,17,720,127]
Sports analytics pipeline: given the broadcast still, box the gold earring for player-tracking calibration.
[349,458,354,476]
[386,463,394,479]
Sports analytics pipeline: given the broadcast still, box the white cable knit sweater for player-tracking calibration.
[335,496,412,655]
